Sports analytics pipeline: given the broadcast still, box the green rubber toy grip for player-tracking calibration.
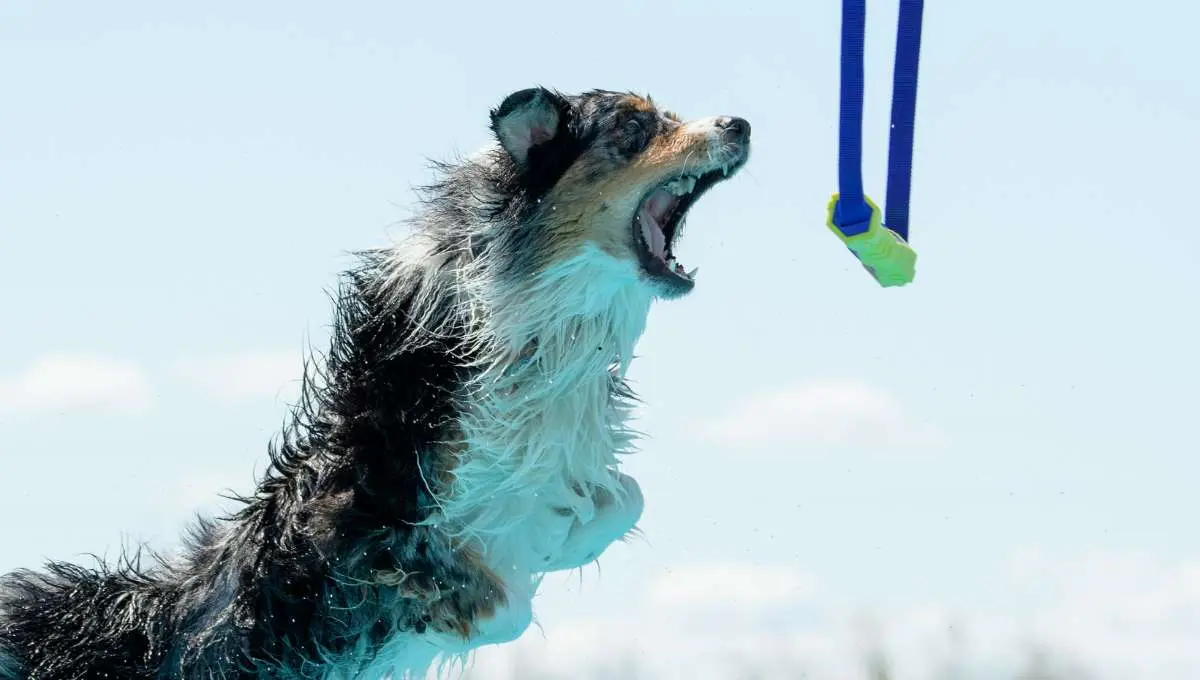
[826,193,917,287]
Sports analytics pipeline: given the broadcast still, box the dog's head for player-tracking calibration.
[490,87,750,300]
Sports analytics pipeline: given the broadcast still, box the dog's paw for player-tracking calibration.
[424,587,534,653]
[466,576,534,647]
[385,545,516,643]
[414,562,535,651]
[543,473,643,572]
[528,500,583,570]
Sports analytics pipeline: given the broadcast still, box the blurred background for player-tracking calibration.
[2,1,1198,678]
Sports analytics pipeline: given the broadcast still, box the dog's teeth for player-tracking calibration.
[686,266,699,279]
[666,175,697,196]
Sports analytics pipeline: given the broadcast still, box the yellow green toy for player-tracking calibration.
[826,194,916,288]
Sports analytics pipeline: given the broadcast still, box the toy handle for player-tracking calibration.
[826,193,917,287]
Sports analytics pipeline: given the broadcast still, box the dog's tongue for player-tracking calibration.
[639,189,675,260]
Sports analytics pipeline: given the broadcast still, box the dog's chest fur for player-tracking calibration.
[433,247,653,573]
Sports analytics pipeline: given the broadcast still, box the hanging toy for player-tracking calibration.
[826,0,924,288]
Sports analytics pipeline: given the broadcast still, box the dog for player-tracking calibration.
[0,87,750,679]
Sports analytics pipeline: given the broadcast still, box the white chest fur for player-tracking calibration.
[437,246,653,572]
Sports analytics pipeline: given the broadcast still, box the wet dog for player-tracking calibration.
[0,87,750,679]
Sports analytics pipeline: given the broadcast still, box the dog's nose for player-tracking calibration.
[717,116,751,143]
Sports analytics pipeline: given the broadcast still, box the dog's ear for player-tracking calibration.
[490,87,572,170]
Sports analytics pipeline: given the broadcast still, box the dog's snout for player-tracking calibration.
[717,116,751,143]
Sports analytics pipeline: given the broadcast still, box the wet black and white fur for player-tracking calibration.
[0,88,750,679]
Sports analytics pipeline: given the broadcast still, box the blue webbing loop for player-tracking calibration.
[833,0,924,243]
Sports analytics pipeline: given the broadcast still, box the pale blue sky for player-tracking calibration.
[2,1,1198,678]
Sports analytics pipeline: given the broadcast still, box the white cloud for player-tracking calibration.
[702,381,946,451]
[173,350,304,403]
[0,354,153,415]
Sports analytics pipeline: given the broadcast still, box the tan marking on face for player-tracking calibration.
[535,121,716,266]
[636,123,710,174]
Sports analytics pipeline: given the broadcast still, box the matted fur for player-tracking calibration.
[0,88,749,679]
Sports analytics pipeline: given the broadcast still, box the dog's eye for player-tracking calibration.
[619,117,650,154]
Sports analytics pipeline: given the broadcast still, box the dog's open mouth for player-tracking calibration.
[633,160,743,292]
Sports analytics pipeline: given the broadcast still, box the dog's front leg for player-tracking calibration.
[543,473,644,572]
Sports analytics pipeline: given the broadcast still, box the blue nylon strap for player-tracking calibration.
[834,0,924,243]
[834,0,872,236]
[884,0,924,242]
